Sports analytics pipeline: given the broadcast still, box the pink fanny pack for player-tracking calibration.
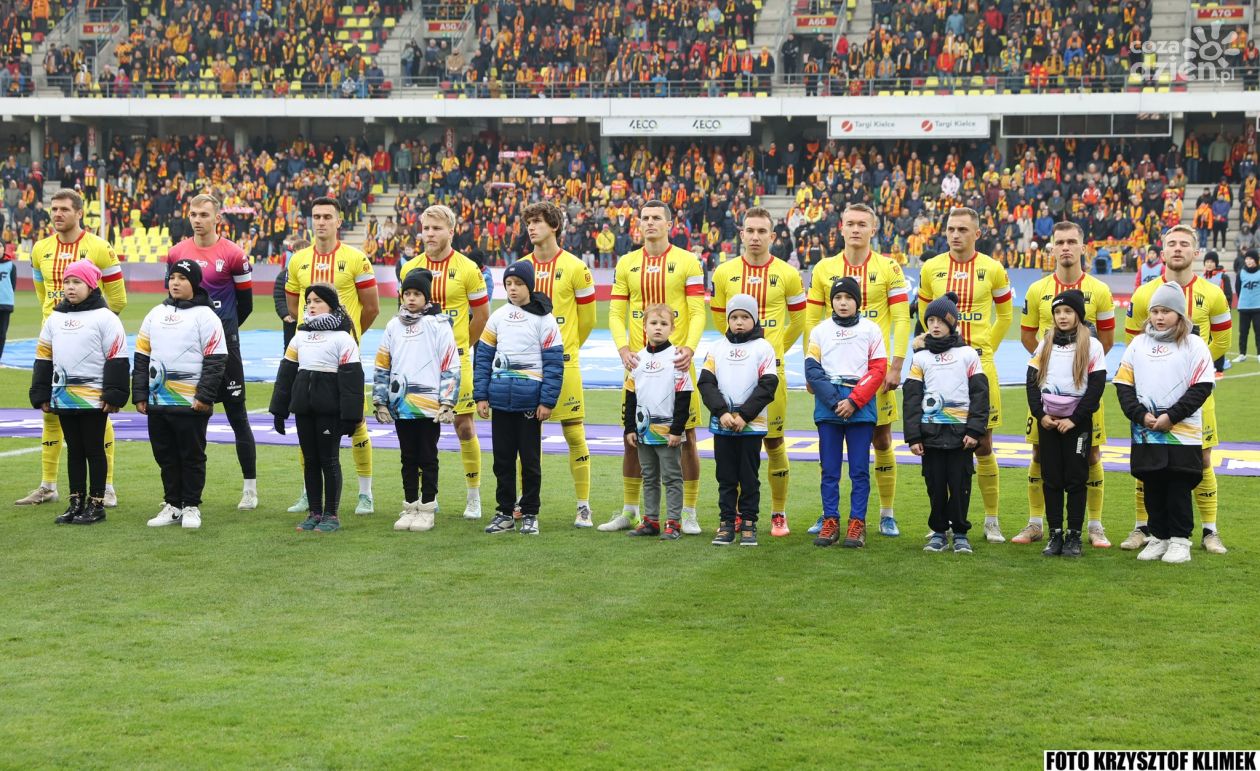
[1041,393,1081,418]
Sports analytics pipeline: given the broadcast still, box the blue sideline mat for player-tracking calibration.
[1,329,1128,388]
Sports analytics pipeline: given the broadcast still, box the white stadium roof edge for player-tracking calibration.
[4,91,1260,122]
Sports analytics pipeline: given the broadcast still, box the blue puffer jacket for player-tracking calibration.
[473,292,564,413]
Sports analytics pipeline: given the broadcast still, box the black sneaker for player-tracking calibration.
[1042,529,1065,556]
[660,520,682,540]
[72,497,107,525]
[1062,530,1083,558]
[628,519,661,537]
[55,494,83,525]
[712,521,737,545]
[738,522,759,547]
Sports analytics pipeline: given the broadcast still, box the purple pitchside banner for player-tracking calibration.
[2,410,1259,476]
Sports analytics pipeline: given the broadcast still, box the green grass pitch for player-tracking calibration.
[1,295,1258,766]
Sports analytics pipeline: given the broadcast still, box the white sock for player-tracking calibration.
[1134,519,1148,529]
[985,515,999,526]
[467,487,480,502]
[772,510,785,518]
[682,506,696,516]
[1028,516,1043,527]
[623,504,639,516]
[358,476,372,496]
[1204,522,1218,533]
[43,481,57,491]
[879,507,894,518]
[1087,519,1101,530]
[577,499,589,510]
[243,479,257,494]
[105,483,115,494]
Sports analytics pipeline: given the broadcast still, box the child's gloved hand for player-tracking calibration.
[374,405,394,424]
[272,415,286,435]
[436,405,455,424]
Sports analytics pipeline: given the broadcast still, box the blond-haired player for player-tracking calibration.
[16,189,127,508]
[284,196,380,515]
[520,201,597,527]
[805,203,910,537]
[1014,221,1116,548]
[710,207,806,537]
[601,200,707,534]
[1123,224,1231,554]
[398,204,490,519]
[917,207,1014,543]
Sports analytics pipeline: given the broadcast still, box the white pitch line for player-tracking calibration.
[0,447,41,458]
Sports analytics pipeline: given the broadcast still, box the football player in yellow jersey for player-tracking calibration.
[710,207,806,537]
[16,189,128,509]
[520,202,597,527]
[1122,224,1232,555]
[399,205,490,520]
[1014,221,1116,548]
[283,196,380,515]
[601,200,707,534]
[804,203,911,538]
[917,207,1013,544]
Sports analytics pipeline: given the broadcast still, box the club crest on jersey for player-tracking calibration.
[769,276,779,287]
[667,263,676,273]
[1196,294,1205,307]
[978,269,987,281]
[337,261,346,271]
[555,269,563,280]
[869,274,877,283]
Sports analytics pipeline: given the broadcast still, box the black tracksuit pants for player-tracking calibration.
[147,411,210,508]
[1137,470,1200,540]
[1040,419,1091,531]
[296,413,344,517]
[491,410,541,517]
[59,411,108,499]
[397,417,441,504]
[923,446,974,535]
[713,433,762,524]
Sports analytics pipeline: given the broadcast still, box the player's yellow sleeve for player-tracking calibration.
[1125,286,1148,341]
[889,278,911,360]
[1020,283,1041,331]
[31,250,45,310]
[285,257,302,295]
[710,267,729,335]
[609,261,630,351]
[990,263,1013,353]
[1207,288,1232,360]
[95,242,127,314]
[574,263,596,346]
[805,265,828,340]
[684,258,705,351]
[782,269,805,352]
[917,257,937,321]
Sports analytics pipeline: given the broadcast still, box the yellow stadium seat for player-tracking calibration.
[878,90,891,96]
[924,76,939,88]
[340,4,352,13]
[1158,86,1170,93]
[336,30,350,41]
[1157,71,1171,84]
[983,88,996,95]
[893,90,906,96]
[736,39,747,50]
[755,91,768,98]
[384,17,396,28]
[1128,71,1142,85]
[1142,86,1155,93]
[970,75,984,87]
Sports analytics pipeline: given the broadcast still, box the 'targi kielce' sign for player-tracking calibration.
[828,115,990,139]
[601,117,753,137]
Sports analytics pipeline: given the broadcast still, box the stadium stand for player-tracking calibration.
[2,0,76,96]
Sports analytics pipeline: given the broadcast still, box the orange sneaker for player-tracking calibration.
[843,517,866,548]
[770,513,789,537]
[813,517,840,547]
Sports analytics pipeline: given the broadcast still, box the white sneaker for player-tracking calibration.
[1162,537,1192,563]
[237,490,258,510]
[147,503,181,527]
[681,509,702,535]
[1234,354,1248,363]
[14,485,59,505]
[1137,538,1169,561]
[181,506,202,530]
[574,503,593,528]
[1119,528,1148,550]
[394,501,419,531]
[983,520,1006,544]
[597,513,634,532]
[410,500,437,532]
[1202,530,1228,554]
[103,487,118,508]
[462,493,482,520]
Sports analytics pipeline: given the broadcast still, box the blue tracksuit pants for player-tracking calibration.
[818,421,874,521]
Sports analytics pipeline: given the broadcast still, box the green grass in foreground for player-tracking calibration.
[1,296,1259,766]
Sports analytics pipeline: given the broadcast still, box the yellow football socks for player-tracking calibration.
[562,422,590,502]
[976,452,1000,518]
[622,475,641,509]
[1196,465,1218,528]
[874,447,897,511]
[460,435,481,489]
[351,422,373,478]
[41,412,61,486]
[1086,460,1105,523]
[683,478,699,511]
[1027,459,1045,520]
[766,441,789,513]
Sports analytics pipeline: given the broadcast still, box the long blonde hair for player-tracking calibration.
[1036,321,1092,389]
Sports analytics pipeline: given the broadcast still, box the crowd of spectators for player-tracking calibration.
[776,0,1198,95]
[2,0,76,97]
[440,0,774,97]
[48,0,404,98]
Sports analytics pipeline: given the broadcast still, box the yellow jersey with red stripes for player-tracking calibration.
[609,243,706,353]
[805,251,910,358]
[1125,275,1232,360]
[399,248,489,357]
[710,256,807,359]
[285,241,377,338]
[31,230,127,320]
[520,248,595,359]
[1020,272,1116,337]
[917,251,1013,357]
